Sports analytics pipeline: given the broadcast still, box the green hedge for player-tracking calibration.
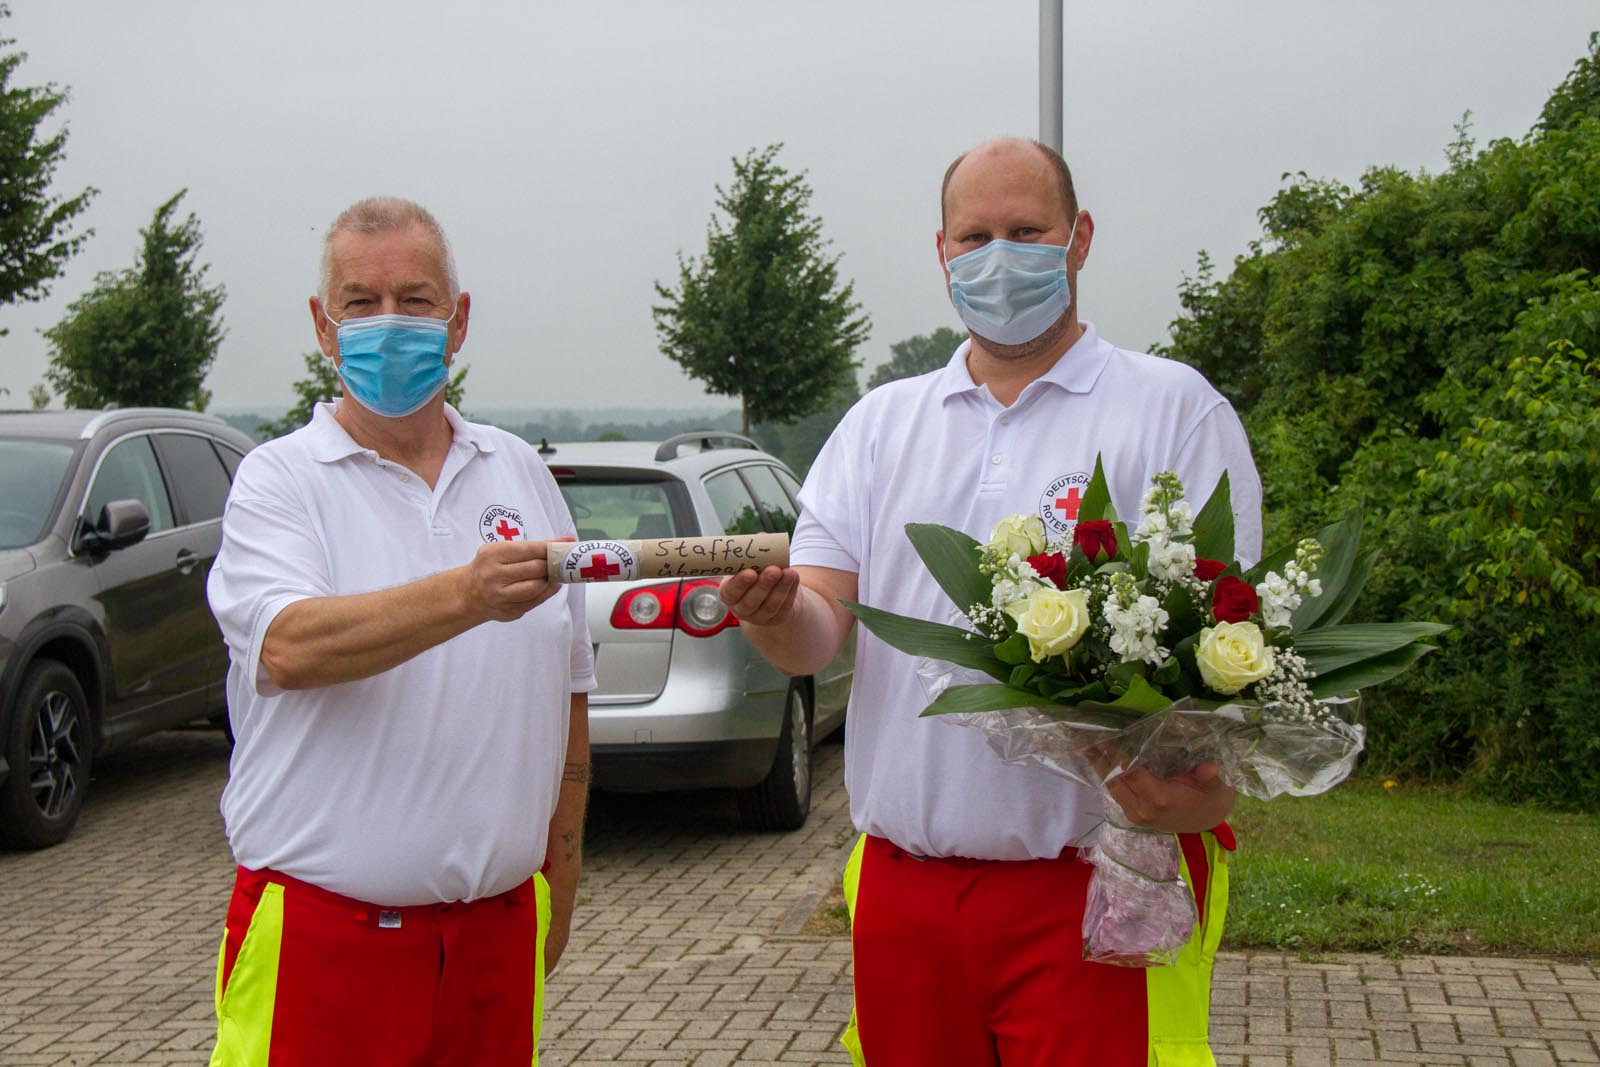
[1161,35,1600,808]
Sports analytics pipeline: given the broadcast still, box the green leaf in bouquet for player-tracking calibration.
[919,683,1051,717]
[1302,547,1376,629]
[1307,642,1439,699]
[1151,655,1182,686]
[1103,659,1146,692]
[1008,663,1038,690]
[1191,469,1235,564]
[1294,621,1451,676]
[905,523,990,619]
[1129,538,1150,577]
[1162,582,1202,640]
[1293,512,1363,631]
[1046,678,1110,704]
[1070,674,1173,723]
[1079,454,1117,523]
[995,632,1031,665]
[843,600,1010,681]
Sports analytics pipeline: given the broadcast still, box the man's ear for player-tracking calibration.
[448,292,471,354]
[310,297,338,362]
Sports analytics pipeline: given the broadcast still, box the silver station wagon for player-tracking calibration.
[541,432,851,831]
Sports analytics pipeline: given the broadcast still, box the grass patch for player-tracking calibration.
[801,882,850,937]
[1225,778,1600,960]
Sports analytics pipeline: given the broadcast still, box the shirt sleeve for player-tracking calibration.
[206,452,333,698]
[1172,400,1264,569]
[791,401,867,574]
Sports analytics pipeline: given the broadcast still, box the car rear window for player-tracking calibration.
[556,478,695,541]
[0,439,76,549]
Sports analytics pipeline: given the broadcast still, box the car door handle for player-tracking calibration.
[175,548,199,575]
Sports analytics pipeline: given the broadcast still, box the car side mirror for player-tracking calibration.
[78,499,151,554]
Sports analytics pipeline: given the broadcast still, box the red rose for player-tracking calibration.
[1027,551,1069,589]
[1193,558,1227,582]
[1074,520,1117,562]
[1211,576,1260,624]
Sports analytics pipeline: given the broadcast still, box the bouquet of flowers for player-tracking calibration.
[844,457,1447,966]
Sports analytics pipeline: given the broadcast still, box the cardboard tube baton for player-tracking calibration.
[549,532,790,583]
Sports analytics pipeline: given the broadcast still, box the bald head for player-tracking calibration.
[940,138,1078,230]
[319,197,459,304]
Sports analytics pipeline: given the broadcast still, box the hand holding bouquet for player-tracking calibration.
[846,457,1446,966]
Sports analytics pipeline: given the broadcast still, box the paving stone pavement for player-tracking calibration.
[1,726,1595,1065]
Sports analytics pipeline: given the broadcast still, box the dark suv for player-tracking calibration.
[0,407,255,848]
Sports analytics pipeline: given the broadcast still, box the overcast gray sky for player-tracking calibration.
[1,2,1594,416]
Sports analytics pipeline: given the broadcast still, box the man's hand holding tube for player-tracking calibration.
[717,564,859,680]
[261,537,573,691]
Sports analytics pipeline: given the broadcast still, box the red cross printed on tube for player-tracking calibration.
[1054,487,1082,522]
[579,553,621,581]
[495,519,521,541]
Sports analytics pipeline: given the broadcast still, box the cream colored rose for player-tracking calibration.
[1196,621,1276,694]
[989,514,1047,559]
[1004,588,1091,662]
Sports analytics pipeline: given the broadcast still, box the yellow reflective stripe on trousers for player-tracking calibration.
[209,882,285,1067]
[1146,833,1229,1067]
[838,834,868,1067]
[532,871,552,1067]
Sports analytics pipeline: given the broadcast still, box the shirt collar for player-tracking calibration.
[935,320,1113,402]
[305,401,495,463]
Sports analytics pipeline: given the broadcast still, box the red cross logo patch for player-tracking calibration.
[479,504,527,544]
[1039,472,1091,536]
[558,539,639,583]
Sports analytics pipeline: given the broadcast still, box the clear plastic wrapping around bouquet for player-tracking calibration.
[1078,817,1196,966]
[918,659,1366,967]
[949,697,1365,803]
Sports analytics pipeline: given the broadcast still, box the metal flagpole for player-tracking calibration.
[1040,0,1063,151]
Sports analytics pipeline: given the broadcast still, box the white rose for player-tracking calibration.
[1196,621,1276,695]
[1004,587,1091,662]
[988,514,1047,559]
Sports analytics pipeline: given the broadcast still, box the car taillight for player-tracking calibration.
[677,579,737,637]
[609,579,739,637]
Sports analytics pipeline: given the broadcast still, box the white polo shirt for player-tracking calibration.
[207,403,595,905]
[792,323,1262,860]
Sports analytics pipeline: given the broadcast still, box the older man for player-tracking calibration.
[720,138,1263,1066]
[205,198,592,1066]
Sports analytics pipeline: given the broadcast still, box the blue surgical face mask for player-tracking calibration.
[945,219,1079,346]
[326,310,455,418]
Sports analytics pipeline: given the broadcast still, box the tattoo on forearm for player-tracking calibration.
[561,829,578,862]
[563,761,593,785]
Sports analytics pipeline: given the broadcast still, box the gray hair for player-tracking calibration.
[318,197,459,303]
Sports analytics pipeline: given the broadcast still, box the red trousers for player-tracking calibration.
[209,866,548,1067]
[845,832,1226,1067]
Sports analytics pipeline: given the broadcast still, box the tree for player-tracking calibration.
[653,144,870,435]
[258,350,471,439]
[753,373,860,479]
[0,5,95,334]
[44,190,224,410]
[867,326,964,389]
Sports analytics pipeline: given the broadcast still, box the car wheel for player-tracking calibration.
[738,679,812,832]
[0,659,94,850]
